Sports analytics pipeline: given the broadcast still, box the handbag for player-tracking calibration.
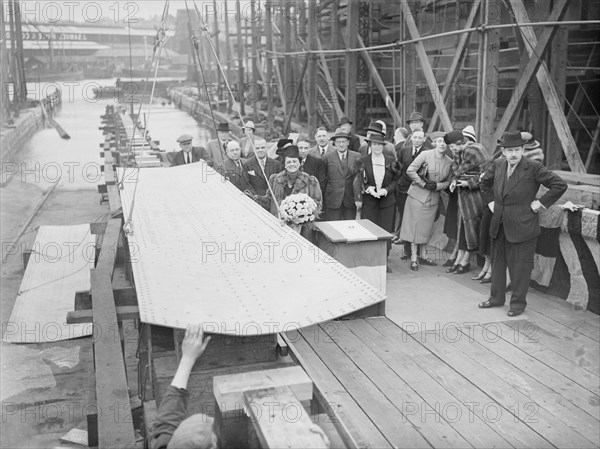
[416,160,429,182]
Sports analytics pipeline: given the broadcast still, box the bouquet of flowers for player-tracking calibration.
[279,193,318,226]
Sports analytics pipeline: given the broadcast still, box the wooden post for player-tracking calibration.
[223,0,233,112]
[491,0,570,154]
[546,27,568,169]
[284,6,294,117]
[400,0,452,131]
[307,0,318,135]
[212,0,221,88]
[265,2,274,135]
[316,36,344,122]
[478,0,499,153]
[505,0,585,172]
[331,0,340,88]
[236,0,245,116]
[251,0,259,121]
[345,0,360,125]
[428,0,481,133]
[356,36,403,125]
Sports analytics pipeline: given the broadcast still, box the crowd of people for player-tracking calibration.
[171,113,567,318]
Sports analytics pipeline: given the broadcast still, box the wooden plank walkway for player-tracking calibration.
[285,312,600,448]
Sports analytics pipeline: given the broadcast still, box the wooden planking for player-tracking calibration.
[348,320,513,449]
[67,305,139,324]
[245,387,329,449]
[96,218,122,272]
[91,269,136,448]
[451,325,600,443]
[299,325,432,448]
[463,323,600,418]
[283,331,389,449]
[365,318,551,448]
[504,312,600,376]
[321,322,472,448]
[408,327,597,448]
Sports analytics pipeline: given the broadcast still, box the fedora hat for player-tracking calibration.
[365,133,386,144]
[462,125,476,142]
[406,112,425,124]
[498,130,527,148]
[216,122,230,132]
[330,132,351,142]
[244,120,255,130]
[364,120,386,135]
[338,116,352,126]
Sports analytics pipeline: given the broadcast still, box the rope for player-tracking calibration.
[191,0,282,217]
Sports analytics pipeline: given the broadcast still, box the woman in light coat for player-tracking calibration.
[400,132,453,271]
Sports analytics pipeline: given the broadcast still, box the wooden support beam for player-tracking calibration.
[283,55,310,134]
[428,0,481,134]
[265,3,274,134]
[67,306,139,324]
[546,26,569,169]
[505,0,586,173]
[586,118,600,171]
[236,0,245,116]
[250,0,260,121]
[223,0,233,113]
[307,0,318,135]
[400,0,452,131]
[245,387,328,448]
[491,0,569,155]
[284,8,294,115]
[355,36,403,127]
[330,0,340,87]
[344,0,360,124]
[74,286,136,310]
[478,0,500,153]
[316,36,344,123]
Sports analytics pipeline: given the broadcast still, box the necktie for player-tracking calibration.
[507,165,515,179]
[185,153,190,164]
[321,147,325,156]
[236,161,242,170]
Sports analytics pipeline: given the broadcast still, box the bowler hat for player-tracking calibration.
[364,120,386,135]
[462,125,476,142]
[216,122,230,132]
[244,120,255,130]
[176,134,193,143]
[277,145,300,160]
[498,130,527,148]
[365,133,386,144]
[406,112,425,124]
[444,130,464,145]
[330,132,350,142]
[338,116,352,126]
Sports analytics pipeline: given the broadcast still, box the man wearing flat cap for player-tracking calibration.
[478,130,566,317]
[171,134,211,167]
[322,132,360,220]
[206,122,234,166]
[337,116,361,154]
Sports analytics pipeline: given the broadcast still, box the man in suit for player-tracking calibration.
[404,112,433,150]
[394,130,430,259]
[297,134,326,198]
[337,117,361,153]
[479,130,566,316]
[170,134,212,167]
[245,137,282,196]
[323,132,360,220]
[206,122,234,167]
[309,127,334,159]
[217,141,255,194]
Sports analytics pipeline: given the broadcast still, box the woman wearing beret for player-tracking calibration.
[400,131,453,270]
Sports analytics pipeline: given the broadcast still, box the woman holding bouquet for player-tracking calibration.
[353,133,400,245]
[254,145,322,224]
[400,132,453,271]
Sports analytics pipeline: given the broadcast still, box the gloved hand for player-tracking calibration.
[424,180,437,191]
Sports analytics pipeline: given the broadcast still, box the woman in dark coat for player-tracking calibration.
[353,133,399,253]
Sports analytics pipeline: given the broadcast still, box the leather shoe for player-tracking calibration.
[445,265,458,273]
[418,257,438,266]
[480,276,492,284]
[410,262,419,271]
[478,299,504,309]
[442,258,456,267]
[507,310,523,317]
[453,263,471,274]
